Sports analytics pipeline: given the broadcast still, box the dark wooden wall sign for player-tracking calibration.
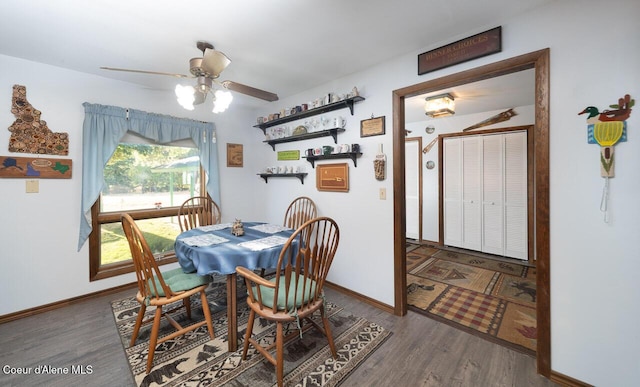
[418,27,502,75]
[0,155,72,178]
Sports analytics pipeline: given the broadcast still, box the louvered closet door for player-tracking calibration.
[462,137,482,251]
[443,138,462,247]
[504,131,528,259]
[482,134,504,256]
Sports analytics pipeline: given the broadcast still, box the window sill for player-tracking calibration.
[90,253,178,281]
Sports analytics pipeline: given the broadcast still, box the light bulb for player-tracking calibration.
[212,90,233,113]
[175,84,195,110]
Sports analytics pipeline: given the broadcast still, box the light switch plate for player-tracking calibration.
[379,188,386,200]
[26,179,39,193]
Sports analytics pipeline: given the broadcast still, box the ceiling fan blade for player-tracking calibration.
[100,67,191,78]
[221,80,279,102]
[193,90,207,105]
[201,49,231,77]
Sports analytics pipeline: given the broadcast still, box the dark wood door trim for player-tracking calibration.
[392,48,550,377]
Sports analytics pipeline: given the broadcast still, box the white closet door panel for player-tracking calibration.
[505,205,527,259]
[482,134,503,204]
[462,137,482,250]
[482,134,504,255]
[483,202,504,255]
[444,139,461,200]
[504,131,527,206]
[462,137,481,201]
[463,201,481,250]
[444,201,462,247]
[504,131,528,259]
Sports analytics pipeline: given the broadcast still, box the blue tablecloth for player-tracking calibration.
[175,222,294,276]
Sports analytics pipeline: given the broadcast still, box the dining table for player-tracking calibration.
[174,221,295,351]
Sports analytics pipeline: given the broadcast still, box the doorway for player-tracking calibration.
[392,49,550,377]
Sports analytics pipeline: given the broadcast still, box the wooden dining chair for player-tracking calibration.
[283,196,317,230]
[121,213,215,374]
[236,217,340,387]
[177,195,222,232]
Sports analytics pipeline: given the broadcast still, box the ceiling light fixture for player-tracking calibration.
[425,93,455,118]
[175,76,232,114]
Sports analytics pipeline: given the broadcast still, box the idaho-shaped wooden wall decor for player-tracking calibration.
[7,84,69,155]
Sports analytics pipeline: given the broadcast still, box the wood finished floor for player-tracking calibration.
[0,287,557,386]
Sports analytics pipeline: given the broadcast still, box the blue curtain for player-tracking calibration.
[77,103,220,251]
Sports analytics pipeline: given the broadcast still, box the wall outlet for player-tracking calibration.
[26,179,39,193]
[379,187,386,200]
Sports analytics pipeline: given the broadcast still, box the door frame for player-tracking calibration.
[392,49,550,376]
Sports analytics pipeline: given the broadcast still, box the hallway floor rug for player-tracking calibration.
[111,280,391,386]
[407,246,536,355]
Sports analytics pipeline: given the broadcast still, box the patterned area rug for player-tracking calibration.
[111,280,391,386]
[407,246,537,355]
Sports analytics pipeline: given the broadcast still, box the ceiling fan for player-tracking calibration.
[101,41,278,112]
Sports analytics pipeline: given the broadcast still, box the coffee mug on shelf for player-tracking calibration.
[338,144,350,153]
[322,145,333,155]
[313,148,322,156]
[351,143,360,153]
[333,116,345,128]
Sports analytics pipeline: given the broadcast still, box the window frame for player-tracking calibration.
[89,164,207,281]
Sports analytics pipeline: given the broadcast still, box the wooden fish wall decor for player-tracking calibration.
[579,93,634,222]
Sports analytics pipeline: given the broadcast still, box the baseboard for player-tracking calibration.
[2,280,392,325]
[0,282,137,324]
[550,370,592,387]
[325,281,395,314]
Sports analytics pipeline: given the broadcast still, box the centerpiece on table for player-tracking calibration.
[231,219,245,236]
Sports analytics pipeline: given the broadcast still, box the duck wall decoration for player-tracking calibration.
[579,93,634,222]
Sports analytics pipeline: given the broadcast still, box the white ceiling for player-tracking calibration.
[0,0,550,111]
[405,68,536,123]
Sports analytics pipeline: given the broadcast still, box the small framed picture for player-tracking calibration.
[316,163,349,192]
[360,116,386,137]
[226,143,243,167]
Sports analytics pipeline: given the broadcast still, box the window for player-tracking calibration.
[89,142,206,280]
[79,103,220,280]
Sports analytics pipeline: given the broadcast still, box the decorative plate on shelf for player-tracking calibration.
[293,125,308,136]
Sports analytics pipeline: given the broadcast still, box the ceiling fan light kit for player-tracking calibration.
[425,93,455,118]
[101,41,278,113]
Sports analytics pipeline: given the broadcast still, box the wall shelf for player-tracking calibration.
[257,173,307,184]
[254,95,365,133]
[303,152,363,168]
[263,128,345,151]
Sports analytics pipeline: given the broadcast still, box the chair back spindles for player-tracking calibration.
[178,196,221,231]
[283,196,317,230]
[268,217,339,314]
[121,214,173,300]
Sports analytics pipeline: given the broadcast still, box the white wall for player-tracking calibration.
[1,1,639,385]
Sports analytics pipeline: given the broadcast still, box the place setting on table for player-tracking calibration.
[174,219,296,351]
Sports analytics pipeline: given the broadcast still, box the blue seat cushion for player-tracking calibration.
[148,268,211,297]
[256,275,319,310]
